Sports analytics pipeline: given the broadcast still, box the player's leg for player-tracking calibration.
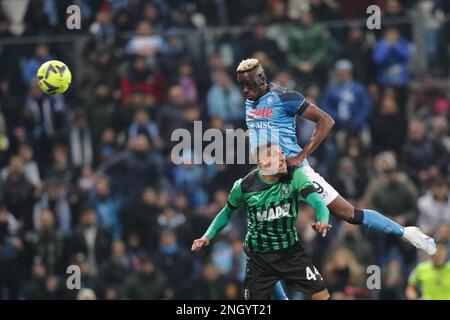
[272,281,289,300]
[311,289,330,300]
[280,242,329,300]
[301,165,436,256]
[328,196,436,256]
[244,251,280,300]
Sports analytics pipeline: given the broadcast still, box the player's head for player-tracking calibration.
[236,58,267,101]
[254,142,288,176]
[433,243,448,268]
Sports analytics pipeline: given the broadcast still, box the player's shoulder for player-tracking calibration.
[291,167,310,186]
[268,83,305,102]
[239,169,270,193]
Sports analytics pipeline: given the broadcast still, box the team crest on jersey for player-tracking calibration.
[281,184,290,195]
[266,96,274,106]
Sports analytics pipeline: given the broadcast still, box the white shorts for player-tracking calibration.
[300,165,340,206]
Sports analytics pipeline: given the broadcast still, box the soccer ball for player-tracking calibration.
[36,60,72,94]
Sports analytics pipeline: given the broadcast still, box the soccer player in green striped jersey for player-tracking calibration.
[192,142,331,300]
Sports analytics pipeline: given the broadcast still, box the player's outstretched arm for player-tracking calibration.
[191,204,237,252]
[192,180,243,252]
[294,168,332,237]
[305,192,332,237]
[287,104,335,167]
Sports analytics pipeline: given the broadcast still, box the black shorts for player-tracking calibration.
[243,242,327,300]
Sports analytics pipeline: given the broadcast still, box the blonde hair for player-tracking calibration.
[323,246,365,286]
[236,58,261,73]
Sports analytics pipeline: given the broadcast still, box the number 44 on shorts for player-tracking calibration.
[306,266,323,281]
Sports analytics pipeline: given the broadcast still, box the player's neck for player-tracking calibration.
[258,170,281,184]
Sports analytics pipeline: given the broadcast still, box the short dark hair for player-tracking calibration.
[252,141,278,163]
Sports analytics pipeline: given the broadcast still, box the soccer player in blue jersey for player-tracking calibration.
[235,58,436,299]
[235,58,436,255]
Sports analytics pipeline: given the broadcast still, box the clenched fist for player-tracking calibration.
[191,236,210,252]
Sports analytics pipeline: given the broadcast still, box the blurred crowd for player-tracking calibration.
[0,0,450,300]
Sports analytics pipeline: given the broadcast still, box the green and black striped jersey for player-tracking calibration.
[227,168,317,253]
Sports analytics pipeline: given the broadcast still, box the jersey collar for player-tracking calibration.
[257,169,279,185]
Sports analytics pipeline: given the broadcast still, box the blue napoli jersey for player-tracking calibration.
[245,84,309,166]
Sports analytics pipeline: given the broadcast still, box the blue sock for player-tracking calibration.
[272,281,289,300]
[362,209,404,237]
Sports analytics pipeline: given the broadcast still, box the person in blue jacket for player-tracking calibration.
[321,60,371,132]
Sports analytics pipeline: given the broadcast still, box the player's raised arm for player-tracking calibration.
[293,168,331,237]
[191,180,243,252]
[287,103,335,167]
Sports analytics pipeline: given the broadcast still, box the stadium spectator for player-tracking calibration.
[33,182,71,235]
[207,70,244,127]
[154,230,196,299]
[100,134,163,216]
[17,143,41,188]
[211,237,246,282]
[379,259,404,300]
[127,20,163,58]
[321,60,372,133]
[156,85,187,147]
[330,157,367,203]
[431,116,450,153]
[332,223,374,267]
[45,145,74,188]
[120,55,166,106]
[89,10,115,46]
[157,207,191,247]
[97,241,131,298]
[23,208,65,275]
[23,258,49,299]
[176,61,199,104]
[287,8,330,85]
[69,111,93,169]
[1,155,35,230]
[194,263,228,300]
[370,95,407,155]
[97,128,119,166]
[370,165,418,264]
[241,24,284,68]
[24,83,67,173]
[128,109,161,148]
[0,204,21,299]
[402,120,442,187]
[22,44,53,85]
[339,26,373,84]
[92,176,122,241]
[85,82,125,147]
[372,26,412,107]
[121,254,168,299]
[79,47,120,105]
[417,177,450,236]
[131,187,161,251]
[412,74,447,119]
[323,247,365,297]
[66,205,113,277]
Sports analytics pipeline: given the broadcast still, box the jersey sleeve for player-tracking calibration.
[227,179,243,209]
[293,168,329,223]
[279,91,308,116]
[203,179,243,239]
[292,168,315,200]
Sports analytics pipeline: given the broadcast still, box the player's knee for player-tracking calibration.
[311,289,330,300]
[332,206,356,223]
